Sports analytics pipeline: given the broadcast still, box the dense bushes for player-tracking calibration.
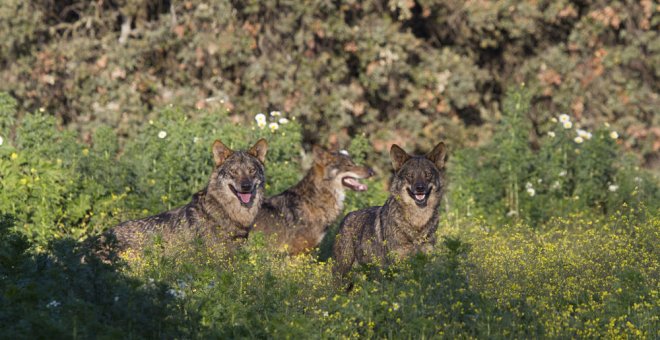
[1,0,658,166]
[1,87,659,337]
[449,86,659,225]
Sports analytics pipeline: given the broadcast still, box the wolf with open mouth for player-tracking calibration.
[104,139,268,253]
[253,146,373,255]
[333,142,447,276]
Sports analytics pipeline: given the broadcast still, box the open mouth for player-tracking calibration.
[229,185,256,206]
[342,176,368,191]
[407,188,431,207]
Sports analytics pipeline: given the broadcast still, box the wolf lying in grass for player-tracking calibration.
[333,142,447,276]
[105,139,268,253]
[253,146,373,255]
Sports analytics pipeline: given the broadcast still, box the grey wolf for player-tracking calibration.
[253,146,373,255]
[105,139,268,253]
[332,142,447,276]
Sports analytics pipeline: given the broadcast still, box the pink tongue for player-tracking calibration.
[415,194,425,201]
[344,178,368,191]
[237,192,252,204]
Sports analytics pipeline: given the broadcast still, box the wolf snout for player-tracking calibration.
[414,183,426,193]
[240,181,254,192]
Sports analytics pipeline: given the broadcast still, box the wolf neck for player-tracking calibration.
[288,166,344,226]
[200,187,261,230]
[384,196,439,240]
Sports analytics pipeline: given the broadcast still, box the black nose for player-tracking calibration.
[368,168,375,177]
[414,183,426,193]
[240,181,253,192]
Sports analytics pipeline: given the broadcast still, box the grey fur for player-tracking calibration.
[104,139,268,253]
[333,142,447,276]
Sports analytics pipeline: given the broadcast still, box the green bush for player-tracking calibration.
[449,86,659,225]
[0,95,308,247]
[1,0,657,168]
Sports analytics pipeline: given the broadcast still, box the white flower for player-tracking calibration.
[339,150,350,156]
[270,111,281,117]
[609,131,618,139]
[149,120,154,125]
[551,181,561,189]
[574,136,584,144]
[255,113,267,124]
[268,122,279,131]
[158,130,167,139]
[526,187,536,197]
[257,120,266,129]
[323,311,329,317]
[193,137,200,143]
[525,182,533,189]
[0,136,3,146]
[392,302,400,311]
[278,117,290,124]
[46,300,61,308]
[547,131,555,138]
[558,114,570,123]
[550,117,558,123]
[576,129,592,140]
[562,121,573,129]
[39,107,46,113]
[608,184,619,192]
[559,170,567,177]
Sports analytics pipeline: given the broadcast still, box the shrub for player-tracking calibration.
[1,1,657,167]
[449,86,659,225]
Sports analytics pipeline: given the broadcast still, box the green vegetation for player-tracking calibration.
[1,88,659,338]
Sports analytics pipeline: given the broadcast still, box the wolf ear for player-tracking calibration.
[390,144,411,172]
[312,145,332,165]
[212,140,234,167]
[247,138,268,164]
[426,142,448,169]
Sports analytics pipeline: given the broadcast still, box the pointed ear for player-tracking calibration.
[247,138,268,164]
[212,140,234,167]
[390,144,411,172]
[426,142,448,170]
[312,145,331,164]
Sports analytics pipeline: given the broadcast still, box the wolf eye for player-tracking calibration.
[248,167,256,174]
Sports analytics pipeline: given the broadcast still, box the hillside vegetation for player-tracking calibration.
[1,0,658,167]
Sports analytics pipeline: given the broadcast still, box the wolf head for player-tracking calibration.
[209,139,268,210]
[312,146,374,193]
[390,142,447,209]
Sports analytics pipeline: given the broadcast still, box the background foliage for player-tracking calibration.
[0,0,658,169]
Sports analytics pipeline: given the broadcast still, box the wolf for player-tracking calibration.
[252,146,373,255]
[104,139,268,253]
[332,142,447,276]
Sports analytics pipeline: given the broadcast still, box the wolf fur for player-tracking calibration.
[253,146,373,255]
[332,142,447,276]
[105,139,268,253]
